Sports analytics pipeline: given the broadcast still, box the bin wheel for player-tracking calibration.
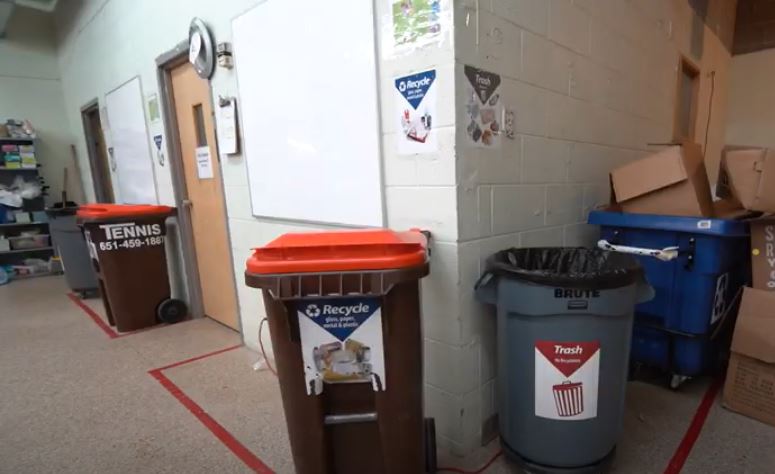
[669,373,690,390]
[424,417,437,474]
[157,299,188,324]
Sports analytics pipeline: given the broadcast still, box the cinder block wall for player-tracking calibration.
[444,0,733,455]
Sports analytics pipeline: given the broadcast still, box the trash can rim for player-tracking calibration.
[246,229,428,274]
[485,247,645,290]
[76,203,174,221]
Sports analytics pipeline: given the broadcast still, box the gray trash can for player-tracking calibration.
[475,248,653,473]
[46,204,98,297]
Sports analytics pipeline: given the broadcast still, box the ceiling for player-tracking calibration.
[0,0,58,38]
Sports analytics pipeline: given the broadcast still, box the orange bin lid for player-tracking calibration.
[77,203,174,220]
[246,229,428,274]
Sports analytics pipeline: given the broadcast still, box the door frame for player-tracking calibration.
[80,99,114,203]
[155,41,241,332]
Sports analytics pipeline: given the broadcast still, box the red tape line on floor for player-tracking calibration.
[67,293,119,339]
[67,293,166,339]
[663,377,724,474]
[148,345,273,474]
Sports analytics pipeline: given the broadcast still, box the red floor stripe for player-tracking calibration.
[67,293,119,339]
[663,377,724,474]
[153,344,243,372]
[67,293,168,339]
[149,345,273,474]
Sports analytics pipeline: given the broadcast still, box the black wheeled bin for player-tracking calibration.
[245,229,436,474]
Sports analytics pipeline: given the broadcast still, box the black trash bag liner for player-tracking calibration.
[485,247,645,290]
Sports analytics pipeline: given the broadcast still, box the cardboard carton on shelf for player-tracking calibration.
[719,147,775,214]
[723,287,775,427]
[610,142,714,218]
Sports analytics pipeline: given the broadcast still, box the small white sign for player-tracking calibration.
[219,99,238,155]
[535,341,600,421]
[195,146,214,179]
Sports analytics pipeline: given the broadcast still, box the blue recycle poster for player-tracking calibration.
[296,297,386,395]
[394,69,438,155]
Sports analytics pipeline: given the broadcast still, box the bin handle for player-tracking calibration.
[598,239,679,262]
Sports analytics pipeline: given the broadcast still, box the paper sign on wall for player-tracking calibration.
[463,65,503,149]
[395,69,437,154]
[219,98,239,155]
[535,341,600,420]
[296,297,386,396]
[195,146,213,179]
[390,0,444,54]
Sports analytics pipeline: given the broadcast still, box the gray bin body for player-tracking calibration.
[47,211,98,294]
[476,255,651,472]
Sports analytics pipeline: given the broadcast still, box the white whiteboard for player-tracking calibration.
[105,77,158,204]
[233,0,384,226]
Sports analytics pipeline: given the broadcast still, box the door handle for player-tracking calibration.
[182,199,193,208]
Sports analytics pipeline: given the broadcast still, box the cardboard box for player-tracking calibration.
[610,143,714,217]
[720,147,775,213]
[749,216,775,291]
[723,287,775,426]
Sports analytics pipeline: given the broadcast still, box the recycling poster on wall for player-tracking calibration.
[464,65,503,149]
[296,297,386,396]
[535,341,600,420]
[395,69,437,154]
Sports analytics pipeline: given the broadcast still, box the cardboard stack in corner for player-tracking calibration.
[718,146,775,427]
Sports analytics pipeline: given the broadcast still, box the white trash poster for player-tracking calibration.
[535,341,600,420]
[296,297,386,396]
[463,65,503,148]
[395,69,437,154]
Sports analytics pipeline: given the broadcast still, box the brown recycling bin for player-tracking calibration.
[77,204,183,332]
[245,229,435,474]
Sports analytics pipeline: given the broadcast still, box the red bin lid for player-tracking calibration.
[246,229,428,274]
[77,203,173,220]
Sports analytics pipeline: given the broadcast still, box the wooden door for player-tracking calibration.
[84,107,114,203]
[170,63,239,331]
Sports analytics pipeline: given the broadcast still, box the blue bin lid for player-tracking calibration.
[588,210,748,237]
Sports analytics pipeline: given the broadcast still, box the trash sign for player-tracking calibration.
[395,69,437,154]
[535,341,600,420]
[296,297,386,395]
[463,65,503,149]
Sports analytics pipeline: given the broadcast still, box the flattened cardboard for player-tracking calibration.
[721,147,775,213]
[610,143,714,217]
[749,216,775,291]
[724,287,775,426]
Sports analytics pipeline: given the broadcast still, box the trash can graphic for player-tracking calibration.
[245,229,437,474]
[553,381,584,417]
[476,248,653,473]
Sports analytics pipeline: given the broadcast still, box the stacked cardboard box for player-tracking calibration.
[720,146,775,427]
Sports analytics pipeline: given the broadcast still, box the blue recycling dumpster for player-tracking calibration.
[588,211,750,387]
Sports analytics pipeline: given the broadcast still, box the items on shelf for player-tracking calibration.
[0,119,36,140]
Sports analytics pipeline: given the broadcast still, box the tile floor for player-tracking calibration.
[1,276,773,473]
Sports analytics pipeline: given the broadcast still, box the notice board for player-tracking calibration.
[232,0,384,226]
[105,77,158,204]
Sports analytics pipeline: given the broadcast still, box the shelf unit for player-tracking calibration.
[1,136,54,281]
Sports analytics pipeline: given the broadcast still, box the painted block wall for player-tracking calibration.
[0,7,74,205]
[449,0,733,455]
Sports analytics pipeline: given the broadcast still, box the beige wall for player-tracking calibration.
[725,48,775,149]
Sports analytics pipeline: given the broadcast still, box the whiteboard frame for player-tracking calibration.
[104,75,159,205]
[232,0,386,228]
